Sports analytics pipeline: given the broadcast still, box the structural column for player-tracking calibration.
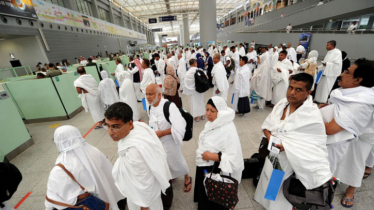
[158,34,163,47]
[90,0,100,19]
[180,25,184,46]
[182,14,190,46]
[120,10,126,27]
[108,3,115,23]
[199,0,216,49]
[62,0,78,11]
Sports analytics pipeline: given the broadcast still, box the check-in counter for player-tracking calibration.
[0,69,103,123]
[0,90,33,162]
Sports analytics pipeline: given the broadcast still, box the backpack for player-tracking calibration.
[149,101,193,141]
[194,68,210,93]
[226,57,236,72]
[0,162,22,205]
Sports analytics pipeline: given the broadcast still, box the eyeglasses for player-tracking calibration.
[103,122,128,133]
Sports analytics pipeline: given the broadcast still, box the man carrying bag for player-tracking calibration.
[254,74,333,210]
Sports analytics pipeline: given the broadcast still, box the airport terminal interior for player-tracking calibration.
[1,0,374,210]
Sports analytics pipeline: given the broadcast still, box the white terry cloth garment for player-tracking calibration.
[177,57,187,91]
[212,61,229,101]
[119,71,140,121]
[98,71,119,110]
[196,96,244,182]
[324,87,374,173]
[149,98,189,179]
[334,133,374,187]
[256,96,331,210]
[251,52,272,103]
[183,67,206,117]
[271,58,292,105]
[127,64,143,101]
[270,49,279,69]
[246,51,257,71]
[237,64,251,98]
[314,48,342,103]
[155,59,166,87]
[261,96,332,189]
[112,122,172,210]
[140,67,156,112]
[286,47,297,63]
[74,74,105,122]
[239,46,246,57]
[115,63,126,87]
[366,144,374,167]
[45,126,123,210]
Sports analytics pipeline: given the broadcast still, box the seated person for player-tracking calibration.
[37,73,46,79]
[46,63,62,77]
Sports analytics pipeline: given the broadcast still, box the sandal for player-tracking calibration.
[341,196,354,208]
[184,177,192,193]
[94,126,103,130]
[363,172,371,179]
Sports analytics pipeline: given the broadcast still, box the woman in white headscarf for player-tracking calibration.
[45,125,124,210]
[98,71,119,110]
[194,96,244,210]
[118,71,140,121]
[299,50,318,90]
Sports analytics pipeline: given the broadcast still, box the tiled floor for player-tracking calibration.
[6,85,374,210]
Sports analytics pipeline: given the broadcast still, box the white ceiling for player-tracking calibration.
[113,0,249,36]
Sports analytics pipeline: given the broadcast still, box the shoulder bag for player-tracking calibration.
[45,164,109,210]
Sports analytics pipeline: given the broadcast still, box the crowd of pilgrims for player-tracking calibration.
[20,40,374,210]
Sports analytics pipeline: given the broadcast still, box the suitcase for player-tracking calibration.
[242,157,261,179]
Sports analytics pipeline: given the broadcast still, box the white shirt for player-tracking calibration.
[347,24,357,32]
[286,25,292,31]
[80,60,88,66]
[296,45,306,54]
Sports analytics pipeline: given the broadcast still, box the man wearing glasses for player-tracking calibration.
[105,102,172,210]
[322,58,374,208]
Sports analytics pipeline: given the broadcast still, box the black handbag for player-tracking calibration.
[45,164,109,210]
[204,165,239,209]
[283,174,335,210]
[237,97,251,114]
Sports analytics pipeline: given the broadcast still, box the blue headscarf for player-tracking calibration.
[196,53,204,69]
[196,53,201,59]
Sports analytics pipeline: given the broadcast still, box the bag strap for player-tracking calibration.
[163,101,172,124]
[45,196,80,209]
[55,164,86,192]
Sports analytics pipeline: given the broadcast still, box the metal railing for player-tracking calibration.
[230,0,337,33]
[0,66,33,81]
[236,28,374,34]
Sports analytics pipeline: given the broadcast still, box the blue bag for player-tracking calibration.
[315,70,323,84]
[142,98,147,111]
[261,157,285,201]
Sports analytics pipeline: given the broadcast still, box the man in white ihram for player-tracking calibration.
[246,46,257,72]
[212,53,229,101]
[230,46,241,109]
[111,58,126,86]
[183,59,206,122]
[271,50,293,105]
[347,21,358,34]
[74,66,105,129]
[314,40,342,104]
[296,42,305,64]
[251,47,272,111]
[286,42,297,63]
[286,23,292,33]
[177,54,187,91]
[255,73,332,210]
[147,84,192,193]
[155,53,166,89]
[321,59,374,207]
[106,102,172,210]
[140,59,156,112]
[238,43,246,57]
